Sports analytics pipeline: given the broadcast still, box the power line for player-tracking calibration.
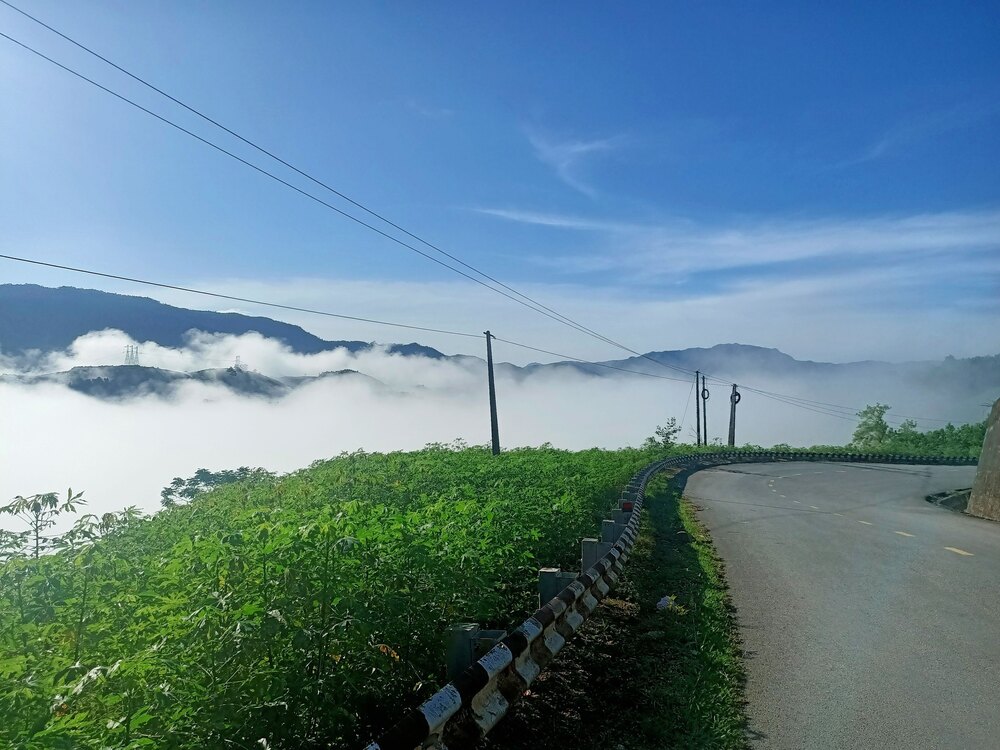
[0,30,630,350]
[0,252,963,429]
[0,253,694,385]
[0,23,730,391]
[0,22,956,426]
[0,254,481,339]
[680,382,695,435]
[739,385,953,424]
[0,20,676,369]
[490,337,693,383]
[0,0,639,358]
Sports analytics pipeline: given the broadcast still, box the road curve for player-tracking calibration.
[687,461,999,750]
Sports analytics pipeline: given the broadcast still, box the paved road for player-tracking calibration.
[687,462,1000,750]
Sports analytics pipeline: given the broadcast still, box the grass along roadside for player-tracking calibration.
[483,470,748,750]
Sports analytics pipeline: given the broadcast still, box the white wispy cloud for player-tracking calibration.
[841,101,1000,166]
[473,207,638,232]
[481,207,1000,279]
[525,128,625,197]
[404,98,455,120]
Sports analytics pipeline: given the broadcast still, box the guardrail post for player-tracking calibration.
[445,623,508,680]
[446,622,480,680]
[612,509,630,526]
[538,567,578,607]
[601,519,626,544]
[581,538,612,572]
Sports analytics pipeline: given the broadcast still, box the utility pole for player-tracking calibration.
[701,375,710,445]
[484,331,500,456]
[695,370,702,446]
[728,384,741,447]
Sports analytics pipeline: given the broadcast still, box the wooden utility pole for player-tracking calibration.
[728,384,741,447]
[485,331,500,455]
[701,374,710,445]
[695,370,702,446]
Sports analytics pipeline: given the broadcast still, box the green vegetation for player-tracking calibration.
[1,415,982,749]
[484,472,747,750]
[0,445,657,749]
[849,403,986,457]
[160,467,276,507]
[641,418,681,450]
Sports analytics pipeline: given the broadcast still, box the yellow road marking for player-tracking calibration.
[945,547,974,556]
[894,531,915,538]
[857,520,873,525]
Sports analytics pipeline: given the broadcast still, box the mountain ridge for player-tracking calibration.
[2,284,998,406]
[0,284,444,360]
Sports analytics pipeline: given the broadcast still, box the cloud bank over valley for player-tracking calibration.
[2,328,995,532]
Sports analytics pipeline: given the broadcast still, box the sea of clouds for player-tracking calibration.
[1,329,986,532]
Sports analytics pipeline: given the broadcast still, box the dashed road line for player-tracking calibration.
[833,512,843,516]
[857,520,873,525]
[894,531,915,538]
[809,505,819,510]
[945,547,974,557]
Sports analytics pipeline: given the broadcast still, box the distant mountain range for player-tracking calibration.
[1,364,382,400]
[2,284,998,416]
[0,284,443,359]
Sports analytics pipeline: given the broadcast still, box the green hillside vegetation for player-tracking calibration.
[0,413,985,749]
[0,445,657,749]
[848,404,986,457]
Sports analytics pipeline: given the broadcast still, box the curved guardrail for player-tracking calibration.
[363,450,977,749]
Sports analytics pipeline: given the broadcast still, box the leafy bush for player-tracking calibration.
[0,445,656,749]
[849,404,986,457]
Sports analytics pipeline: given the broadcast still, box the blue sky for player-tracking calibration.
[1,1,998,363]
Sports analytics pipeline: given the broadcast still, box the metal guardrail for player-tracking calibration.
[363,450,978,749]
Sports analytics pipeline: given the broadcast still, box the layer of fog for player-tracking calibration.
[1,331,992,534]
[1,329,484,392]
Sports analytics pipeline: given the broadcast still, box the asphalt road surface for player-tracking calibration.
[687,462,999,750]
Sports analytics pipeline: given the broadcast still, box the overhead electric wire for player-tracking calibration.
[691,359,951,425]
[0,254,481,339]
[0,30,630,351]
[0,253,691,384]
[0,0,641,357]
[744,391,862,423]
[0,18,955,426]
[0,22,723,389]
[490,336,693,383]
[680,382,695,434]
[0,12,668,367]
[739,385,952,424]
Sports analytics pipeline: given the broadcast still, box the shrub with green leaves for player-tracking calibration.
[0,445,656,748]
